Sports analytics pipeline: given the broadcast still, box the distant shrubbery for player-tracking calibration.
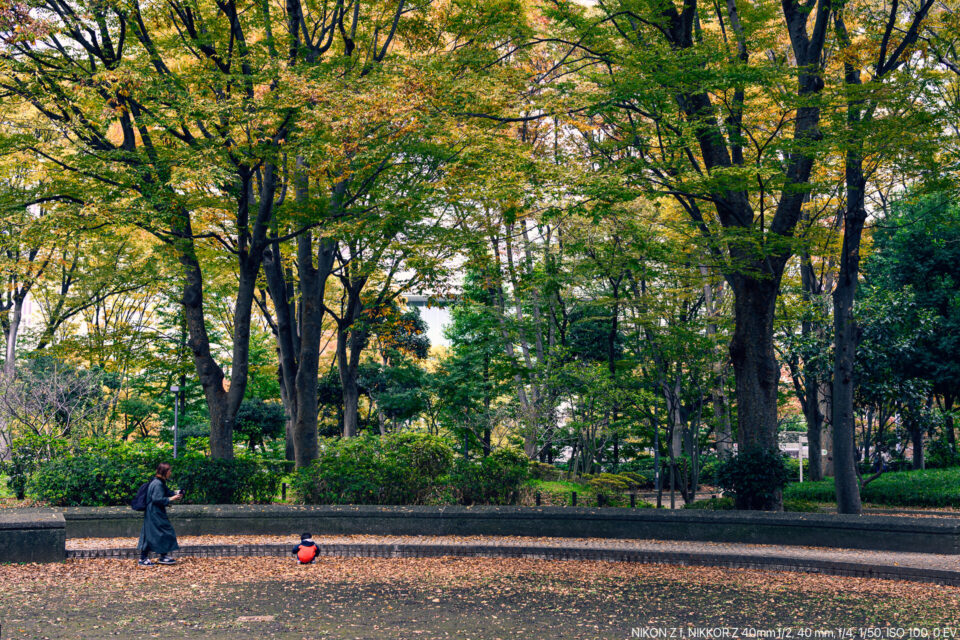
[925,440,960,470]
[528,461,563,482]
[290,432,455,505]
[14,437,288,506]
[785,467,960,507]
[291,434,530,506]
[684,496,818,512]
[0,434,68,499]
[716,446,791,510]
[449,446,530,505]
[684,496,735,510]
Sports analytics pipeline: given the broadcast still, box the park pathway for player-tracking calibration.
[66,533,960,585]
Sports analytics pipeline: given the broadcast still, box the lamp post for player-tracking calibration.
[171,385,180,459]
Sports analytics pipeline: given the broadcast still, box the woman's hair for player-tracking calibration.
[155,462,172,478]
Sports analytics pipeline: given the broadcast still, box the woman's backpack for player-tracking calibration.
[130,480,152,511]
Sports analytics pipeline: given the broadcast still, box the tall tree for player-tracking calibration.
[547,0,834,508]
[831,0,938,513]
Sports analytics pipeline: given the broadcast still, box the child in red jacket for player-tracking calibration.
[292,533,319,564]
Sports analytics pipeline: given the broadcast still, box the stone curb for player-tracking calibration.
[65,542,960,586]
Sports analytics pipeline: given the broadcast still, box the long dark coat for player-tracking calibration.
[136,478,180,554]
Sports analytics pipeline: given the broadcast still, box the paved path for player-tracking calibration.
[67,533,960,585]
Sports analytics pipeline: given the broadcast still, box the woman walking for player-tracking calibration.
[137,462,183,566]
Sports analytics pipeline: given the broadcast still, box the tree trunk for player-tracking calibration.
[700,269,732,459]
[829,0,936,509]
[263,163,340,467]
[503,226,542,458]
[831,60,868,512]
[290,235,336,465]
[798,248,832,481]
[488,235,535,455]
[284,418,295,461]
[727,276,782,509]
[340,361,360,438]
[267,257,298,461]
[803,373,825,482]
[820,380,834,477]
[910,423,925,470]
[337,300,366,439]
[3,298,23,377]
[176,214,231,458]
[832,185,866,514]
[176,159,277,459]
[728,279,780,452]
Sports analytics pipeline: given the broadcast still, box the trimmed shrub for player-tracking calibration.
[27,439,282,506]
[784,457,811,481]
[698,457,722,486]
[783,479,837,503]
[785,467,960,507]
[449,447,530,506]
[783,498,819,512]
[684,497,735,510]
[529,461,562,481]
[684,496,816,512]
[926,440,960,470]
[716,446,790,510]
[291,433,455,505]
[587,472,643,498]
[174,455,281,504]
[30,455,143,507]
[0,435,68,500]
[615,459,658,489]
[617,471,649,488]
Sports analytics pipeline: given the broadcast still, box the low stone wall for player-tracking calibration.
[0,509,65,563]
[62,505,960,554]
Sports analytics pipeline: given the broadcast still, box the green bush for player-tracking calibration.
[27,439,282,506]
[0,435,69,500]
[716,446,790,510]
[684,496,817,512]
[784,457,811,481]
[684,496,735,510]
[698,457,721,486]
[783,479,837,503]
[785,467,960,507]
[587,473,643,499]
[617,471,649,488]
[926,440,960,469]
[449,447,530,505]
[783,498,819,512]
[30,456,140,506]
[529,461,562,481]
[386,432,455,481]
[174,455,281,504]
[616,459,658,489]
[291,432,455,505]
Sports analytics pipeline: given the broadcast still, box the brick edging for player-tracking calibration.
[65,542,960,586]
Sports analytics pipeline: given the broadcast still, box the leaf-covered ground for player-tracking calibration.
[1,557,958,639]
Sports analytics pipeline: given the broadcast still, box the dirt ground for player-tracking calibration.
[1,556,958,639]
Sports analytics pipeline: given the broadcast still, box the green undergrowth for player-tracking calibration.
[785,467,960,508]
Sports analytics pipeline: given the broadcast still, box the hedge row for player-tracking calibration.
[784,467,960,507]
[289,433,530,506]
[684,496,819,512]
[9,433,532,508]
[25,438,286,506]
